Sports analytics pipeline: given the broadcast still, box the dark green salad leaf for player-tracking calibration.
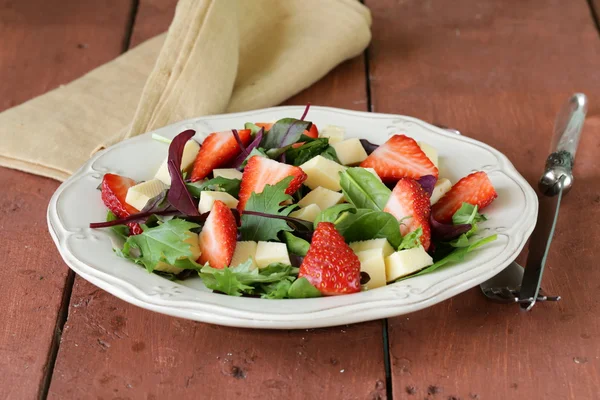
[106,210,130,239]
[260,278,295,299]
[240,147,268,169]
[282,231,310,256]
[260,118,312,150]
[314,203,357,226]
[240,177,296,241]
[334,209,402,249]
[285,138,331,166]
[339,167,391,211]
[288,277,322,299]
[186,177,241,198]
[319,145,341,163]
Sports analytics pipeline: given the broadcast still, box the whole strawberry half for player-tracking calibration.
[384,178,432,250]
[237,156,307,211]
[101,173,142,235]
[360,134,438,182]
[190,129,252,182]
[432,171,497,223]
[298,222,361,295]
[198,200,238,269]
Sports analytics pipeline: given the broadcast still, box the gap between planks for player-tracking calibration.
[586,0,600,35]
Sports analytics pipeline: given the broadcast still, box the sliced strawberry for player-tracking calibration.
[304,123,318,139]
[198,200,237,269]
[237,156,307,211]
[298,222,361,295]
[384,178,432,250]
[360,134,438,182]
[101,173,143,235]
[255,122,273,131]
[190,129,252,182]
[432,171,497,223]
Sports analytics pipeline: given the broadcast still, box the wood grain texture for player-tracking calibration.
[47,2,386,399]
[365,0,600,398]
[0,1,135,397]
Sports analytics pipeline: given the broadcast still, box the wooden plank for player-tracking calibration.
[366,0,600,398]
[0,0,135,398]
[47,2,386,399]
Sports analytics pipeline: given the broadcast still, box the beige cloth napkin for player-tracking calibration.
[0,0,371,182]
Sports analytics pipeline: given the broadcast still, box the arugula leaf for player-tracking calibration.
[106,210,129,239]
[260,118,312,150]
[452,203,487,225]
[244,122,263,136]
[397,234,498,281]
[260,278,294,299]
[200,267,254,296]
[334,209,402,249]
[122,219,201,272]
[397,227,423,250]
[339,167,391,211]
[285,138,330,166]
[283,232,310,256]
[314,203,357,226]
[240,177,295,241]
[288,277,322,298]
[186,177,241,198]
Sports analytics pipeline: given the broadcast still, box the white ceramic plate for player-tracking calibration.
[47,106,537,329]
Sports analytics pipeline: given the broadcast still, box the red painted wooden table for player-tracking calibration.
[1,1,599,398]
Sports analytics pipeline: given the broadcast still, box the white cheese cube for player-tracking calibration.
[290,204,321,222]
[319,125,345,144]
[363,167,382,182]
[299,155,347,191]
[349,238,395,257]
[155,140,200,185]
[198,191,239,214]
[385,246,433,282]
[125,179,168,211]
[255,241,291,268]
[297,187,344,210]
[418,141,438,168]
[230,241,258,269]
[430,178,452,205]
[155,232,201,274]
[331,138,368,166]
[356,249,387,290]
[213,168,243,180]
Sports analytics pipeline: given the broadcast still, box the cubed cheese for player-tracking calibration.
[385,246,433,282]
[255,241,291,268]
[198,191,239,214]
[350,238,395,257]
[356,249,387,290]
[213,168,243,180]
[297,186,344,210]
[155,140,200,185]
[155,232,201,274]
[230,241,258,269]
[125,179,167,211]
[290,204,321,223]
[299,155,347,191]
[363,167,382,182]
[430,178,452,205]
[418,141,438,168]
[319,125,345,144]
[332,138,368,166]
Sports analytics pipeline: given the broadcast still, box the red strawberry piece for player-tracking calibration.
[198,200,237,269]
[360,134,438,182]
[432,171,497,223]
[384,178,432,250]
[190,129,252,182]
[254,122,273,131]
[237,156,307,211]
[298,222,361,295]
[101,173,143,235]
[304,123,318,139]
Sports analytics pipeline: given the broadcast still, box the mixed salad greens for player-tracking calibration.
[90,106,498,299]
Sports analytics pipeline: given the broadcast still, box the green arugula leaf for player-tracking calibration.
[288,277,322,298]
[283,232,310,256]
[106,210,129,239]
[186,177,241,198]
[200,267,254,296]
[260,118,312,150]
[397,227,423,250]
[397,234,498,281]
[314,204,357,226]
[260,278,294,299]
[452,203,487,225]
[285,138,330,166]
[123,219,201,272]
[334,209,402,249]
[244,122,263,136]
[240,177,295,241]
[339,167,391,211]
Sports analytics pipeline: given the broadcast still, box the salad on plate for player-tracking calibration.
[90,106,498,299]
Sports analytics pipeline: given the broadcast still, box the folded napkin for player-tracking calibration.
[0,0,371,181]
